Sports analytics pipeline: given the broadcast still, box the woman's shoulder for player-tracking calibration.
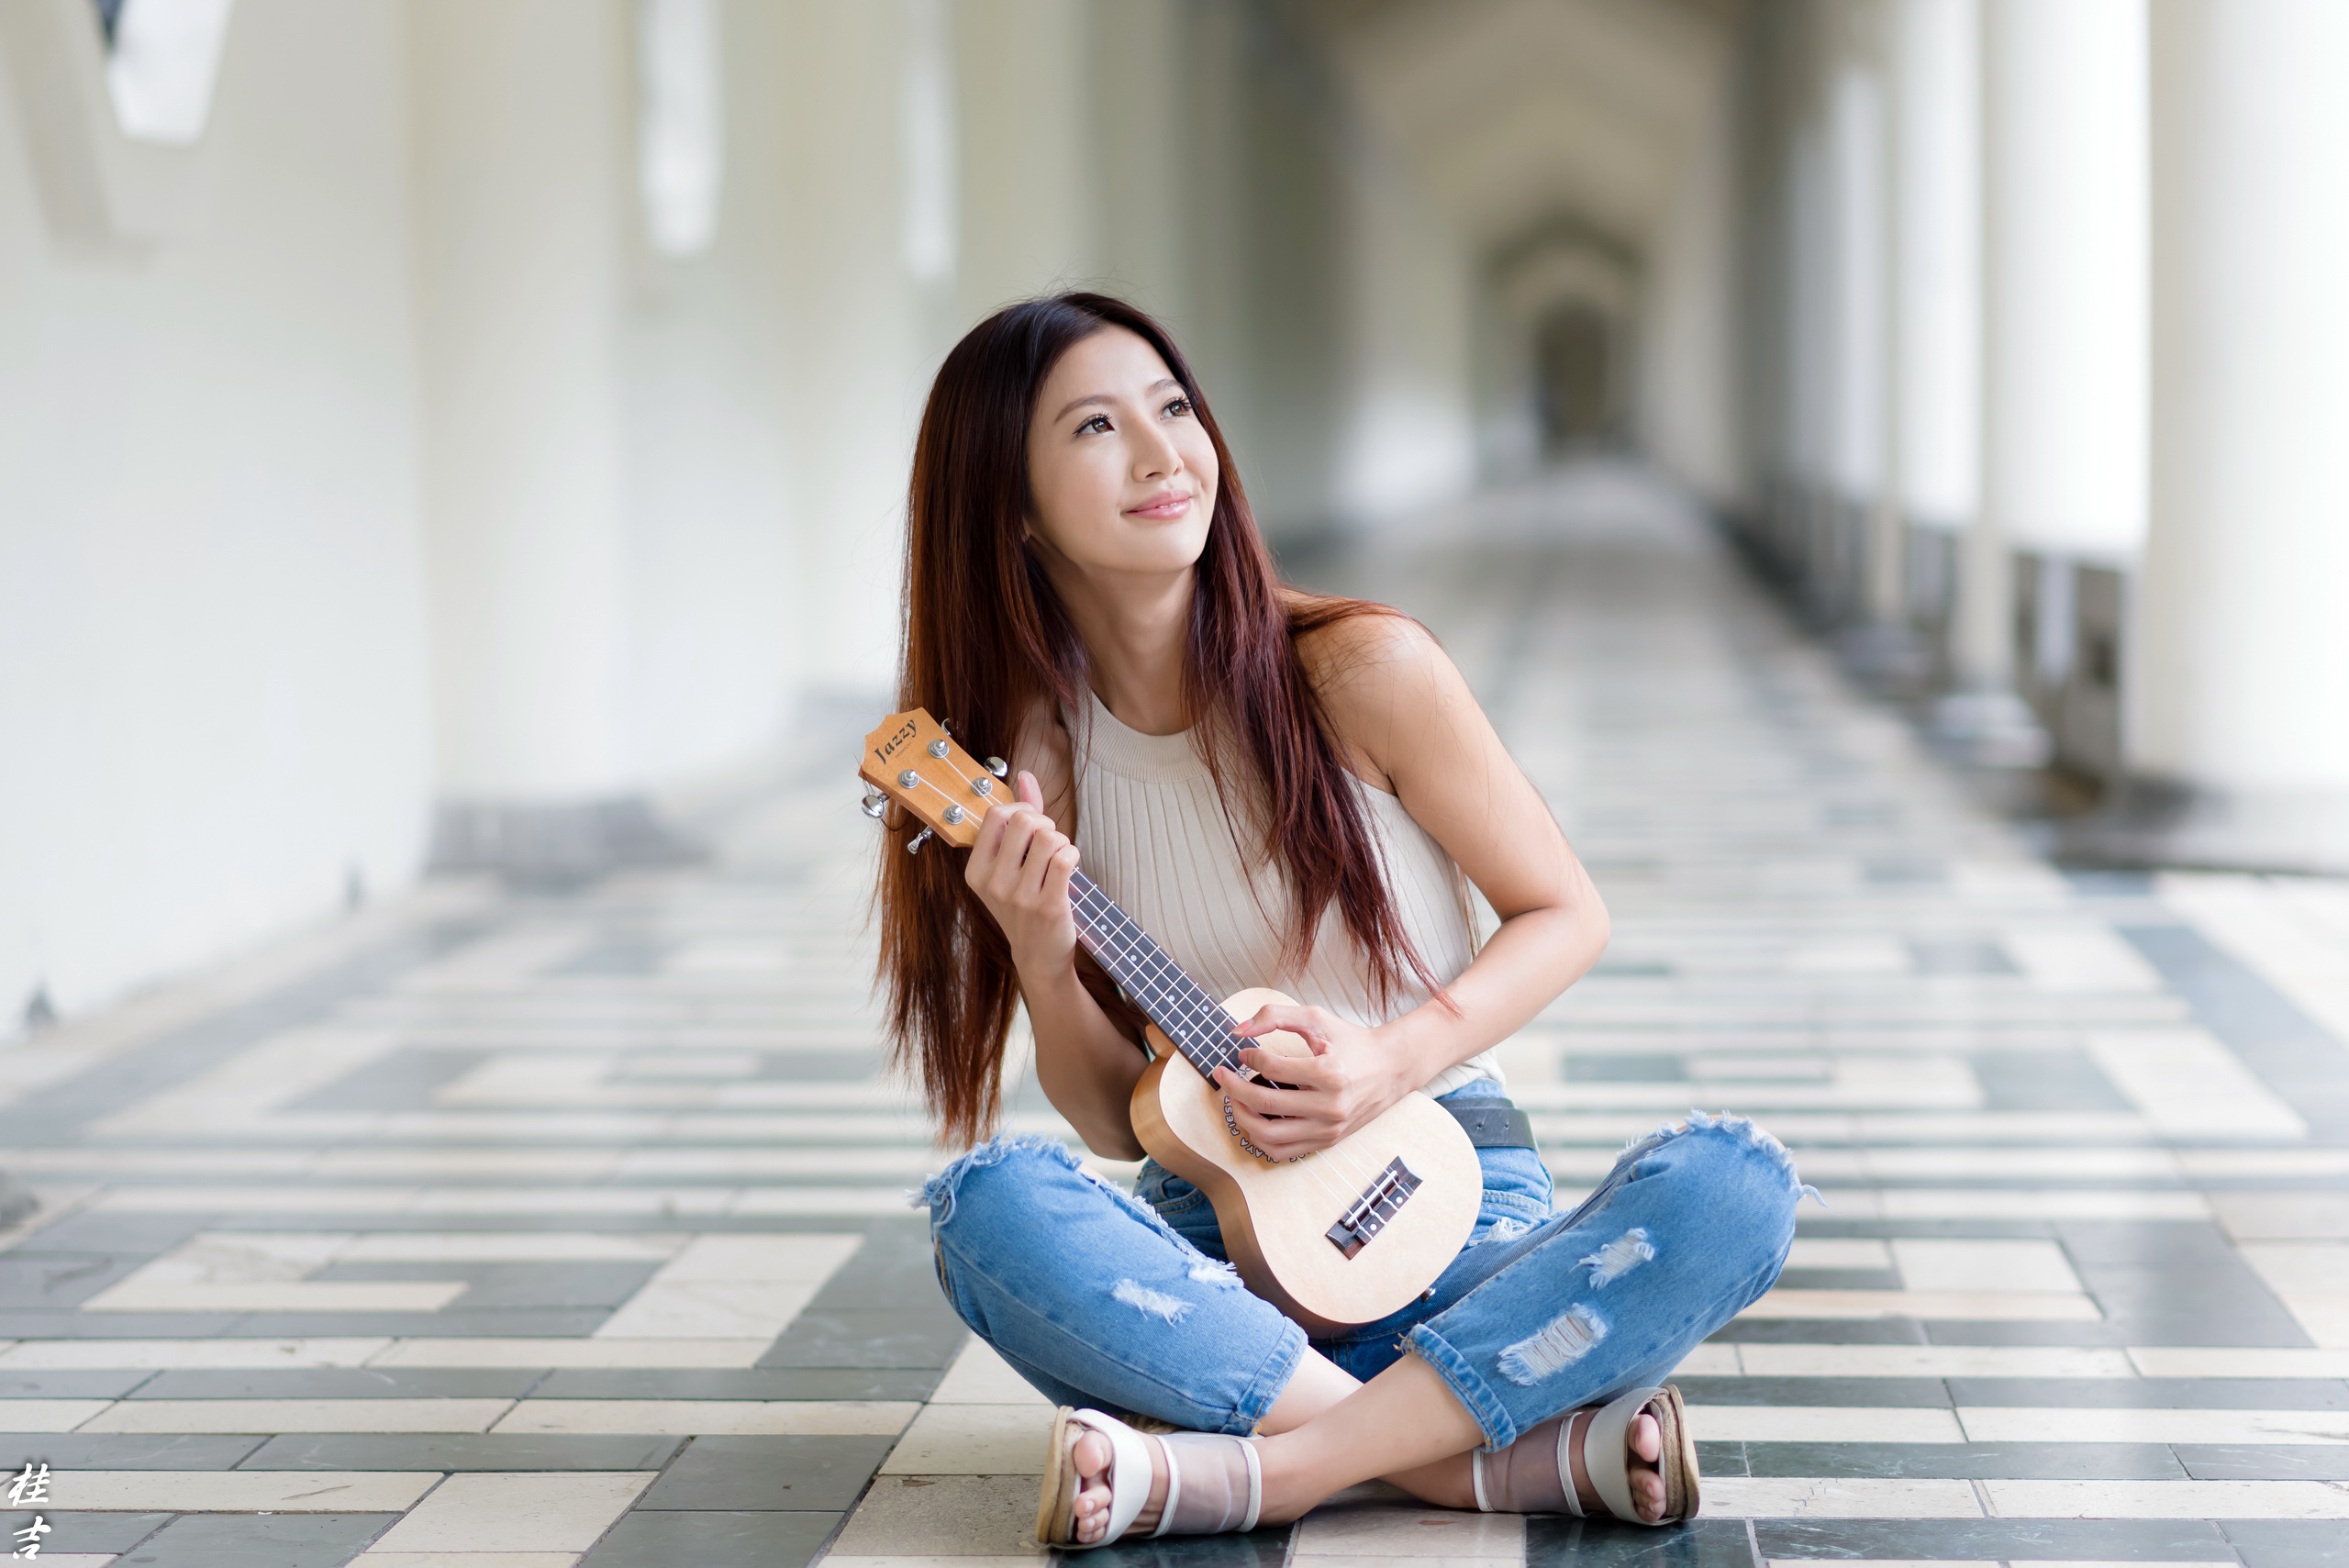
[1285,591,1449,701]
[1283,592,1461,791]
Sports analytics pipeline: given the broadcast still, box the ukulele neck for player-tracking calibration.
[1066,870,1245,1077]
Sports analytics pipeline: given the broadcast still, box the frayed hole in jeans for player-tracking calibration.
[1579,1227,1654,1286]
[1497,1302,1607,1385]
[1112,1278,1191,1322]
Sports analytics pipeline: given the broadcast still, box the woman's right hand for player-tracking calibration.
[964,769,1081,974]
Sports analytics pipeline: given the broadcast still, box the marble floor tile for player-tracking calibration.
[926,1340,1051,1407]
[823,1473,1043,1558]
[45,1468,439,1510]
[1960,1407,2349,1444]
[1735,1344,2136,1378]
[1980,1477,2349,1518]
[1702,1476,1987,1518]
[1889,1238,2086,1293]
[879,1404,1052,1474]
[635,1433,896,1510]
[368,1339,769,1369]
[108,1511,401,1566]
[1292,1504,1522,1559]
[0,1338,390,1369]
[576,1509,844,1568]
[83,1397,513,1433]
[1687,1406,1965,1443]
[491,1398,916,1436]
[1741,1288,2101,1320]
[240,1433,683,1472]
[366,1470,655,1553]
[0,1398,114,1429]
[359,1555,583,1567]
[2130,1347,2349,1378]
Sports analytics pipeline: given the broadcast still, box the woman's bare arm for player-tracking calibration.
[1217,611,1608,1156]
[963,704,1150,1159]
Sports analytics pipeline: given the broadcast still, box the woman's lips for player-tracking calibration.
[1126,492,1193,520]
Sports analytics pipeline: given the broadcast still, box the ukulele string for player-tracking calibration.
[906,762,1375,1222]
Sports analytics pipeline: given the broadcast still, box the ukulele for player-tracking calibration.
[862,707,1481,1334]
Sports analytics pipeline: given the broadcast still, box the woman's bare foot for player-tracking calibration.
[1625,1409,1664,1521]
[1065,1427,1167,1545]
[1065,1408,1664,1540]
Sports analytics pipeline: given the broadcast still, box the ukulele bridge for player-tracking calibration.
[1325,1156,1423,1259]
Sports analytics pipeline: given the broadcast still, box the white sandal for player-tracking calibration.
[1033,1406,1263,1549]
[1469,1384,1698,1525]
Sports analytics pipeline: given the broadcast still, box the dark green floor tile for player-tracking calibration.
[2182,1443,2349,1480]
[757,1309,966,1369]
[1947,1375,2349,1408]
[0,1255,153,1308]
[239,1433,683,1470]
[0,1314,241,1338]
[0,1368,153,1397]
[534,1367,941,1401]
[0,1434,260,1469]
[1672,1374,1948,1407]
[5,1215,204,1254]
[1525,1515,1753,1565]
[131,1367,545,1399]
[578,1508,841,1567]
[1773,1268,1902,1290]
[637,1435,895,1510]
[2226,1518,2349,1566]
[0,1509,172,1552]
[1083,1526,1291,1566]
[1755,1517,2234,1558]
[1709,1319,1923,1345]
[1742,1440,2184,1478]
[111,1510,395,1565]
[1692,1440,1746,1475]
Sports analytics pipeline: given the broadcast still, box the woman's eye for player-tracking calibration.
[1164,396,1193,417]
[1079,414,1112,435]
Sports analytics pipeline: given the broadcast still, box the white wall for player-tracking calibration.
[1636,44,1746,508]
[0,0,431,1023]
[1333,133,1479,531]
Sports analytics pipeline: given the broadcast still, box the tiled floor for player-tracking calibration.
[3,467,2345,1565]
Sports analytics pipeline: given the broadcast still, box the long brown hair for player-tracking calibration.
[880,292,1441,1144]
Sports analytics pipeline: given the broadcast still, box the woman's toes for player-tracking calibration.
[1071,1430,1113,1542]
[1633,1467,1665,1522]
[1629,1411,1662,1464]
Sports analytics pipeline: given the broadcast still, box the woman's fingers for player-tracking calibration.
[1235,1005,1332,1053]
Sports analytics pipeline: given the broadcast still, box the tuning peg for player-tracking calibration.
[907,827,935,854]
[985,756,1009,778]
[860,788,888,819]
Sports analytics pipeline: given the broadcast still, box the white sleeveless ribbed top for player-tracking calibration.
[1068,691,1504,1098]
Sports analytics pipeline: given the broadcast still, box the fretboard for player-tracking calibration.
[1067,870,1246,1077]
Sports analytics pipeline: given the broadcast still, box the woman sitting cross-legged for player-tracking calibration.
[877,293,1810,1547]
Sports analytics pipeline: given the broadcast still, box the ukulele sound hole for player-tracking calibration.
[1325,1156,1423,1259]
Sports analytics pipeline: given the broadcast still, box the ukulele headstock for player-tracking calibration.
[859,708,1009,851]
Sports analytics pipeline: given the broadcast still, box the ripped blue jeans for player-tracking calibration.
[922,1084,1807,1451]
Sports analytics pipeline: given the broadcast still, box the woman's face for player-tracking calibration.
[1024,327,1219,582]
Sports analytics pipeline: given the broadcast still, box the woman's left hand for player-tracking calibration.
[1210,1004,1416,1159]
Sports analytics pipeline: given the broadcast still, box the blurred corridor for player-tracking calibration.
[4,0,2349,1562]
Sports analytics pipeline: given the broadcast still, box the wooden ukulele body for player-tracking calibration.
[1129,988,1484,1335]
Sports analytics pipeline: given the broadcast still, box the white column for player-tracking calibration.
[1890,0,1978,538]
[407,0,643,867]
[1936,0,2143,758]
[1826,57,1887,617]
[1970,0,2148,680]
[2119,0,2349,864]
